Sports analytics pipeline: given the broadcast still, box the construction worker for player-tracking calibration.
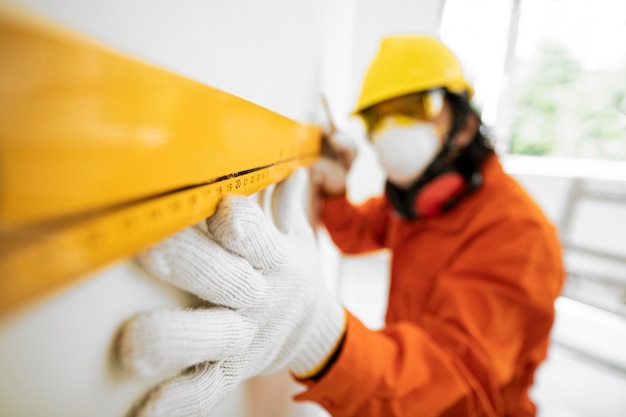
[118,35,565,417]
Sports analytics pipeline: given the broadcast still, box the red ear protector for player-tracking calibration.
[385,167,482,219]
[415,171,469,217]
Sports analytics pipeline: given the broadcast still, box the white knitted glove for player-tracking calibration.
[119,170,346,417]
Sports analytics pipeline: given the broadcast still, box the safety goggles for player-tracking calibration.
[360,89,446,135]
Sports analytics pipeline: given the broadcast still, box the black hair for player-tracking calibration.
[443,92,495,179]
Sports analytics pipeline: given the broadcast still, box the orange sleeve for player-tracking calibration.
[295,216,564,417]
[321,193,389,254]
[294,313,471,416]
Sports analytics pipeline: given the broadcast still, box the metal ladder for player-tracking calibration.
[558,177,626,317]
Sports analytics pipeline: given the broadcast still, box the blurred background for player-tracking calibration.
[0,0,625,416]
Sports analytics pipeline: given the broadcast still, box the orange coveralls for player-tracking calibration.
[295,155,565,416]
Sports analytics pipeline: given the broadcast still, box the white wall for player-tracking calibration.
[3,0,321,122]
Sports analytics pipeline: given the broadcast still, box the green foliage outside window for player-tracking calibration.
[510,44,626,160]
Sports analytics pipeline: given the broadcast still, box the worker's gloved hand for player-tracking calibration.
[118,170,346,417]
[311,131,357,196]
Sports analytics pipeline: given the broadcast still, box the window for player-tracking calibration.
[441,0,626,161]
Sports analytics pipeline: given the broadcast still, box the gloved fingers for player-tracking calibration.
[137,226,269,308]
[132,362,233,417]
[322,130,358,171]
[119,308,255,378]
[310,157,348,196]
[271,168,313,237]
[206,194,289,270]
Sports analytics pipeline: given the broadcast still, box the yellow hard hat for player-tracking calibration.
[353,34,474,115]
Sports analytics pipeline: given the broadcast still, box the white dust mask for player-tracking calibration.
[371,116,442,189]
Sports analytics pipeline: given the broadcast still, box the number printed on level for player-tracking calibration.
[0,158,316,313]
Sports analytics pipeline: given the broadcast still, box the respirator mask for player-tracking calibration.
[371,116,442,189]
